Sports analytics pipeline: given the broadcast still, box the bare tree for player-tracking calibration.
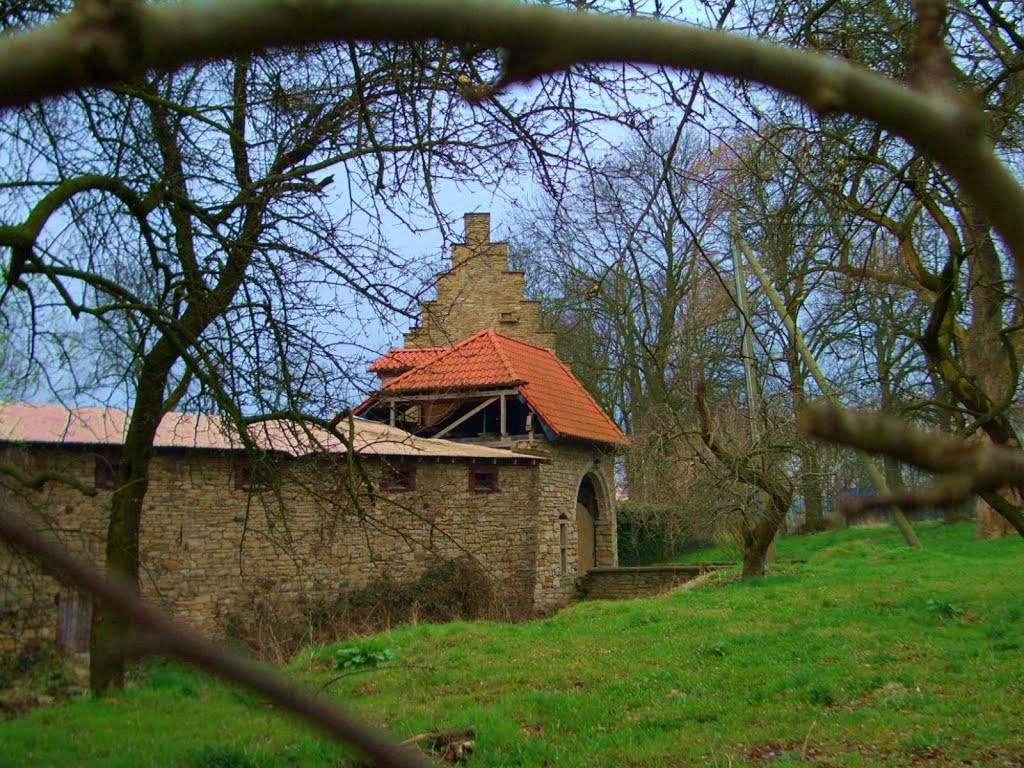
[514,131,736,498]
[0,25,602,691]
[0,1,1023,762]
[715,0,1024,530]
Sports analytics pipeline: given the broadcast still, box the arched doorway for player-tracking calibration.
[576,474,599,575]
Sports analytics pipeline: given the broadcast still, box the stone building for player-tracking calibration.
[0,213,626,654]
[359,212,626,602]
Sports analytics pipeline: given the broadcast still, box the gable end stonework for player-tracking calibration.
[365,214,626,609]
[404,213,557,350]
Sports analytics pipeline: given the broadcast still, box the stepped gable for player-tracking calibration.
[375,329,628,447]
[404,212,557,350]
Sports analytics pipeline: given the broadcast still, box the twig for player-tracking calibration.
[801,719,817,762]
[319,664,438,691]
[0,505,428,768]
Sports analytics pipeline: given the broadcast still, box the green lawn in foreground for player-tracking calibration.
[2,521,1022,767]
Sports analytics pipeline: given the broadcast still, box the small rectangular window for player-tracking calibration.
[94,450,119,491]
[559,517,570,576]
[235,461,272,492]
[469,466,499,493]
[381,464,416,493]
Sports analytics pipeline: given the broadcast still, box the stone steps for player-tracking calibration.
[579,564,724,600]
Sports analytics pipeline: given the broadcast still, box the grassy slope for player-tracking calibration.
[2,522,1022,767]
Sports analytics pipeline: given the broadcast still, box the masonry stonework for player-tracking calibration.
[404,213,557,350]
[525,441,617,608]
[388,214,623,610]
[2,213,626,657]
[0,445,542,654]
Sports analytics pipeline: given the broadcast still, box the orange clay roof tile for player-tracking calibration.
[369,347,449,373]
[373,330,627,447]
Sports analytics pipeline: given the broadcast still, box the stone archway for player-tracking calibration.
[576,474,599,575]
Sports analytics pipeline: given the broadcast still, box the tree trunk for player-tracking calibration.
[740,493,789,579]
[799,449,825,532]
[882,456,920,547]
[89,365,170,693]
[976,491,1020,539]
[742,543,770,578]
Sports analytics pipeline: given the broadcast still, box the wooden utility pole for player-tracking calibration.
[730,217,921,548]
[731,234,761,443]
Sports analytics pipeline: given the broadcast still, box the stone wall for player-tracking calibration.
[0,444,542,655]
[404,213,557,350]
[580,565,713,600]
[521,440,618,608]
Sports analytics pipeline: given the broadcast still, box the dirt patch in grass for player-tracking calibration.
[745,740,819,764]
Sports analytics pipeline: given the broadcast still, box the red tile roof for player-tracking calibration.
[372,330,627,447]
[369,347,449,373]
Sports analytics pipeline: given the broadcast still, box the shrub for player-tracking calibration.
[617,502,710,566]
[222,556,501,659]
[332,638,396,671]
[408,556,496,622]
[0,640,57,688]
[345,556,498,626]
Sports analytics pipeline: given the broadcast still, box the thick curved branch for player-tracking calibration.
[0,463,97,497]
[1,0,1023,286]
[0,174,157,289]
[800,400,1024,533]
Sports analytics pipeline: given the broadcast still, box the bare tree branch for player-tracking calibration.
[800,400,1024,533]
[0,463,98,496]
[1,0,1023,290]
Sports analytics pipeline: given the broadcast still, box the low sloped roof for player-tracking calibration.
[0,402,541,462]
[370,330,628,447]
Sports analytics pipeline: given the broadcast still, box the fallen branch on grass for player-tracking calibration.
[400,728,476,764]
[319,664,439,692]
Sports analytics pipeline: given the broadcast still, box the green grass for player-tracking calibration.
[3,522,1022,767]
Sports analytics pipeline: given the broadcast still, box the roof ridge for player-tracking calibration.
[360,331,626,446]
[485,329,521,381]
[486,329,557,354]
[370,346,452,372]
[379,359,424,390]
